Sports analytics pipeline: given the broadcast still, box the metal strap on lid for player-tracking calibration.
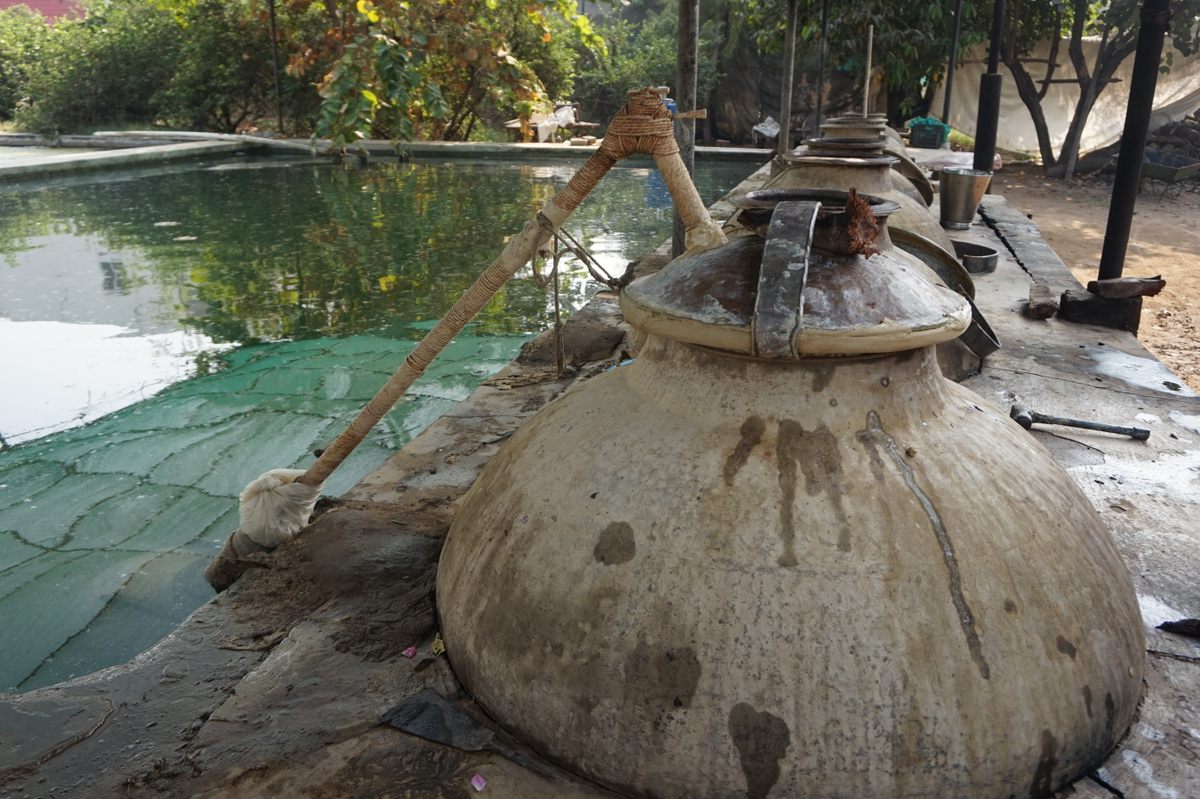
[752,201,818,358]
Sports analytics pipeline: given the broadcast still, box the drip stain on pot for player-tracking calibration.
[775,420,852,560]
[796,423,850,552]
[1028,730,1058,798]
[857,411,990,680]
[626,640,700,709]
[1056,635,1077,660]
[775,420,803,567]
[1104,693,1116,743]
[724,416,766,485]
[1083,685,1094,719]
[594,522,636,565]
[811,364,836,392]
[728,703,791,799]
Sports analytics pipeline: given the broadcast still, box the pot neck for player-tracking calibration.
[622,335,951,426]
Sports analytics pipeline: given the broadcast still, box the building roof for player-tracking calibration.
[0,1,80,21]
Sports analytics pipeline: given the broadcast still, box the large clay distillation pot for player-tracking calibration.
[760,135,955,257]
[821,113,936,205]
[437,192,1144,798]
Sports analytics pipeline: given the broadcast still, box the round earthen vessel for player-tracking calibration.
[437,194,1144,798]
[761,144,953,256]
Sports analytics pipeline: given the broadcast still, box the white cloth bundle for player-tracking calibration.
[238,468,323,548]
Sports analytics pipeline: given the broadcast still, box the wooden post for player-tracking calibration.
[779,0,799,155]
[863,24,874,115]
[673,0,700,257]
[942,0,965,123]
[815,0,830,132]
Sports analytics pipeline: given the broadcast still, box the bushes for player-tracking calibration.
[0,5,48,121]
[2,0,315,135]
[16,1,181,133]
[154,1,278,133]
[573,7,722,121]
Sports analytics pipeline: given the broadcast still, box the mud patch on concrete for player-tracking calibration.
[724,416,765,485]
[728,702,791,799]
[594,522,636,566]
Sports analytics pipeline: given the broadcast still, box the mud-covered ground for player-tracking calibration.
[995,163,1200,392]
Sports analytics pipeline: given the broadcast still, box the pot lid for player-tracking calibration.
[620,190,970,358]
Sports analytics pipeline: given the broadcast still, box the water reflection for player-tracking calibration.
[0,157,753,438]
[0,155,757,691]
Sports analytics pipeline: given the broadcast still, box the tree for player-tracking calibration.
[1003,0,1200,178]
[733,0,991,118]
[154,1,279,133]
[572,4,723,121]
[313,0,604,148]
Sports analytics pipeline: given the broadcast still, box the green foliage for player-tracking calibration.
[153,1,277,133]
[15,0,181,133]
[0,5,48,121]
[313,0,602,146]
[734,0,989,115]
[0,0,326,134]
[573,6,723,119]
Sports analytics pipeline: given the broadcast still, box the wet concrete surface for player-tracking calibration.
[1,174,1197,797]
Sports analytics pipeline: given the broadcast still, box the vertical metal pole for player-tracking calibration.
[972,0,1005,172]
[269,0,284,134]
[942,0,965,123]
[1098,0,1172,280]
[779,0,799,154]
[863,24,874,115]
[814,0,830,131]
[673,0,700,257]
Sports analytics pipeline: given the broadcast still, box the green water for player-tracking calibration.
[0,155,756,691]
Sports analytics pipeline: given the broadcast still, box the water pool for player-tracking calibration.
[0,155,758,692]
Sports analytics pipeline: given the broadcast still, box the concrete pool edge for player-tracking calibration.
[0,131,772,183]
[1,161,1198,797]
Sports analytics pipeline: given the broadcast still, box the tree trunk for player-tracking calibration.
[1055,28,1137,180]
[1003,54,1059,168]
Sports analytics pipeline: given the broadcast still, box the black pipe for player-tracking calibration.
[972,0,1005,172]
[1098,0,1172,280]
[942,0,965,123]
[269,0,284,134]
[814,0,829,132]
[987,0,1003,73]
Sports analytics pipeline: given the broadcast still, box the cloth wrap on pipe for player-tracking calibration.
[239,468,323,547]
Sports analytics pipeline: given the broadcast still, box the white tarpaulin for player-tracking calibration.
[933,38,1200,156]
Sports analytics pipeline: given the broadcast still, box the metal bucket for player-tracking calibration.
[939,167,992,229]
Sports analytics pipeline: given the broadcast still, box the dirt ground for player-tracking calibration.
[993,163,1200,392]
